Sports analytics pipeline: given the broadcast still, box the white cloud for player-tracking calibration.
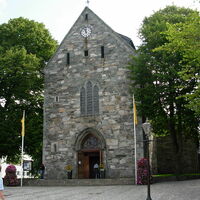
[0,0,7,9]
[0,0,7,19]
[0,0,199,47]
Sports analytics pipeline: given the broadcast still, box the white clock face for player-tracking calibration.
[80,27,92,37]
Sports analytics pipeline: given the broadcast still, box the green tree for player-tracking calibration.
[0,18,57,170]
[155,12,200,116]
[128,6,199,174]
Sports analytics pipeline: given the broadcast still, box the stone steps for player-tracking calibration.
[23,178,135,186]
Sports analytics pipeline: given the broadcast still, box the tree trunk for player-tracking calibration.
[168,102,184,177]
[168,100,182,176]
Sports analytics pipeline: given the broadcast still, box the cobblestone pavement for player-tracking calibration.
[3,179,200,200]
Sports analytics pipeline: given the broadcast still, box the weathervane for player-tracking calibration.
[86,0,90,7]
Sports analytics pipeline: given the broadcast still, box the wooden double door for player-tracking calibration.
[78,150,101,179]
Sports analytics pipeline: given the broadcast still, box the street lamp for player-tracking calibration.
[142,121,152,200]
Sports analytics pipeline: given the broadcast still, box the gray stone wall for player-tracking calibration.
[43,7,143,179]
[155,136,199,174]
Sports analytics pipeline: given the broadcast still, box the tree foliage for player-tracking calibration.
[128,6,199,174]
[0,17,57,168]
[155,12,200,117]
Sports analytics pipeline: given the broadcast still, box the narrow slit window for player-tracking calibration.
[54,144,57,152]
[51,143,58,153]
[84,50,88,57]
[67,53,70,65]
[85,14,88,21]
[101,46,104,58]
[55,96,59,102]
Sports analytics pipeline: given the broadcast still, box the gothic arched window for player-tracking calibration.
[93,85,99,115]
[86,81,93,115]
[80,81,99,116]
[80,87,86,115]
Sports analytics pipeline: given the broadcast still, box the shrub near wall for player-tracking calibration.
[4,165,19,186]
[137,158,153,185]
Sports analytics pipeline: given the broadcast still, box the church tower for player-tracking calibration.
[43,7,143,180]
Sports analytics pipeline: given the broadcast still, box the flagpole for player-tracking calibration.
[21,134,24,187]
[20,110,25,187]
[133,95,137,185]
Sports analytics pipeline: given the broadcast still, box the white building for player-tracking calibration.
[0,156,32,178]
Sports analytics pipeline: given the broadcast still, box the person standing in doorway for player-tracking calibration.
[93,163,99,179]
[0,165,5,200]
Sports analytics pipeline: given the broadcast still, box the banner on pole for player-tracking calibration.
[133,96,138,125]
[21,111,25,137]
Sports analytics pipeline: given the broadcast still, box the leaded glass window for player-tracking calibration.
[86,81,93,115]
[80,81,99,116]
[93,85,99,114]
[80,87,86,115]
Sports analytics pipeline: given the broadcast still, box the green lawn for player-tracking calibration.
[153,173,200,177]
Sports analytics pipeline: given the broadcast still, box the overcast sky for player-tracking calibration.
[0,0,199,47]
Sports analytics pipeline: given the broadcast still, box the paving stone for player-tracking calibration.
[3,179,200,200]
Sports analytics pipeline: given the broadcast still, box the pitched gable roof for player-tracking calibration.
[118,33,135,49]
[46,6,135,68]
[82,7,135,51]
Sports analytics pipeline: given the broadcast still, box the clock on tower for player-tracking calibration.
[80,26,92,38]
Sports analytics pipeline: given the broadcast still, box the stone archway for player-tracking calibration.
[75,128,106,179]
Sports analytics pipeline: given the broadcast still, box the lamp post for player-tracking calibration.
[142,121,152,200]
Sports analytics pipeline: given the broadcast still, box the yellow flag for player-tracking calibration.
[133,95,138,125]
[21,111,25,137]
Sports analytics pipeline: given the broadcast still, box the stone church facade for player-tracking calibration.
[43,7,143,180]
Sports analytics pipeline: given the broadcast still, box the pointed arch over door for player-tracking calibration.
[82,134,101,150]
[75,128,106,179]
[75,128,106,151]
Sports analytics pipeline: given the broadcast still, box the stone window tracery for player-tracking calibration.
[93,85,99,114]
[80,87,86,115]
[82,135,101,149]
[80,81,99,116]
[86,81,93,115]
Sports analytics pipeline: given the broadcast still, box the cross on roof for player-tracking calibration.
[86,0,90,7]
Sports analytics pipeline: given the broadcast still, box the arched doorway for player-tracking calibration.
[75,128,105,179]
